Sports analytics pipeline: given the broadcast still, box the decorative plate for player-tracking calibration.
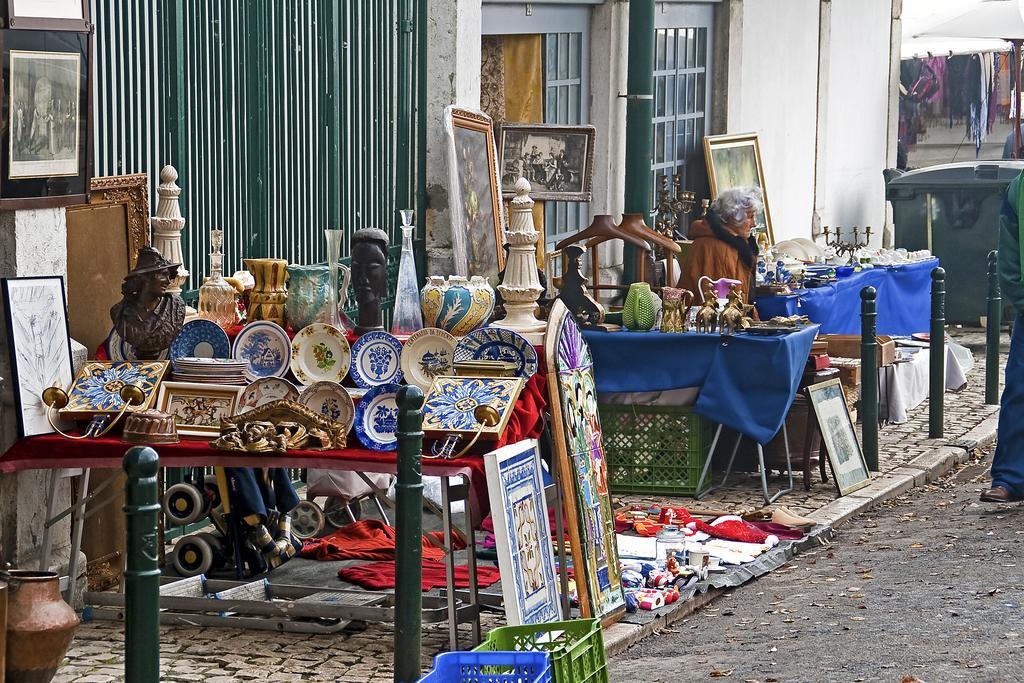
[298,381,355,433]
[238,377,299,413]
[453,327,538,378]
[353,383,402,451]
[231,321,291,382]
[106,327,169,361]
[422,376,525,439]
[400,327,457,391]
[170,319,231,360]
[349,331,404,388]
[62,361,168,419]
[290,323,350,385]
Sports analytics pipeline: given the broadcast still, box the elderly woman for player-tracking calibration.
[679,187,764,302]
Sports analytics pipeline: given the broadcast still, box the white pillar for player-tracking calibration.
[425,0,483,277]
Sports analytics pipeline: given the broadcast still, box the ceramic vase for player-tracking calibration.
[3,570,79,683]
[244,258,289,326]
[421,275,495,336]
[285,264,351,332]
[622,282,656,331]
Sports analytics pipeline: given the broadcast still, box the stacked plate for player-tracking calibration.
[172,357,249,384]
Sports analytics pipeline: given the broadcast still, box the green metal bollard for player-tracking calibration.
[123,446,161,683]
[930,267,946,438]
[860,287,879,471]
[394,385,425,683]
[987,250,1002,405]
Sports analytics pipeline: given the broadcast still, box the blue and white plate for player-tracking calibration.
[353,383,402,451]
[349,331,404,388]
[106,327,169,361]
[170,319,231,361]
[452,327,538,378]
[231,321,292,382]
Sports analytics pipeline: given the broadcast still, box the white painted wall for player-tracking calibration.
[821,0,892,245]
[732,0,820,243]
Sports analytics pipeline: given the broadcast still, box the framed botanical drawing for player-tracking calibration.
[0,28,92,208]
[498,124,595,201]
[484,438,561,626]
[66,173,149,357]
[2,276,74,436]
[807,379,870,496]
[156,381,244,439]
[703,132,774,244]
[445,106,505,286]
[7,1,89,31]
[544,299,625,624]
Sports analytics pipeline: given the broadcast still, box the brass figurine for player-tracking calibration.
[719,284,753,336]
[110,245,186,359]
[695,280,719,333]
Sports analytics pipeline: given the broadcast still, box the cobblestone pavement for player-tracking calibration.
[53,329,1005,681]
[609,448,1024,682]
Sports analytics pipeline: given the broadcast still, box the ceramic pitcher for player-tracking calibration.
[285,263,352,331]
[244,258,289,326]
[622,282,657,331]
[698,275,742,309]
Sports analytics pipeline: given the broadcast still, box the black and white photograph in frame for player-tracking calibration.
[498,124,595,201]
[9,49,81,179]
[806,379,871,496]
[2,276,74,436]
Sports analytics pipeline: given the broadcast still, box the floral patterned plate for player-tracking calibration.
[353,383,402,451]
[452,327,538,378]
[238,377,299,414]
[290,323,350,386]
[298,381,355,433]
[400,327,456,392]
[349,331,404,389]
[231,321,291,382]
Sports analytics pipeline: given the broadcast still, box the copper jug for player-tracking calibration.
[3,570,78,683]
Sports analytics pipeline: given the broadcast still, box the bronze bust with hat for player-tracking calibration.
[110,245,186,359]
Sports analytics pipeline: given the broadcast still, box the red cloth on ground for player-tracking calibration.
[749,521,805,541]
[299,519,464,562]
[686,517,773,544]
[337,560,502,591]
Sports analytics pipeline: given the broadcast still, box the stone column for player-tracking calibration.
[0,208,86,603]
[424,0,482,277]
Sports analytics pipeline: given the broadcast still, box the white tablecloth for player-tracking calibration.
[878,342,972,424]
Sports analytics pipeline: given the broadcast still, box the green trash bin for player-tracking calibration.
[886,161,1024,325]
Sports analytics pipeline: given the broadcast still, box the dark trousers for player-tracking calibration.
[993,315,1024,496]
[225,467,300,521]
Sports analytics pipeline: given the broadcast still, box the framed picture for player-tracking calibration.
[806,379,870,496]
[2,276,74,436]
[0,29,92,208]
[66,173,149,357]
[445,106,505,285]
[544,299,625,624]
[483,438,561,626]
[421,375,525,440]
[8,1,88,31]
[498,124,595,201]
[156,381,244,439]
[703,132,774,244]
[61,361,167,419]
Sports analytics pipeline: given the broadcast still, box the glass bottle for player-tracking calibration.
[391,209,423,337]
[198,229,237,330]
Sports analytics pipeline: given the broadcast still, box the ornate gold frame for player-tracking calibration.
[216,399,348,451]
[87,173,150,268]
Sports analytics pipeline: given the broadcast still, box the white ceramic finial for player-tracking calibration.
[493,177,544,340]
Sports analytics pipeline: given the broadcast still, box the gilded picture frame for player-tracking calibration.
[156,381,244,439]
[703,132,775,244]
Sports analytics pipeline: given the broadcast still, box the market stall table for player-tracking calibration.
[755,258,940,335]
[582,325,819,503]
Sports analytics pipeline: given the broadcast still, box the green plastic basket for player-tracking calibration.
[598,402,711,496]
[473,619,608,683]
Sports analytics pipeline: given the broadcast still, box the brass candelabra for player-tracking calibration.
[654,174,696,243]
[823,225,873,263]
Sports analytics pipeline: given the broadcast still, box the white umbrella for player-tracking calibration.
[916,0,1024,155]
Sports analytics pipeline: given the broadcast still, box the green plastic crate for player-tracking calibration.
[598,402,711,496]
[473,619,608,683]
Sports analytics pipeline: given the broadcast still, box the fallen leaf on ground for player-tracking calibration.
[710,669,733,678]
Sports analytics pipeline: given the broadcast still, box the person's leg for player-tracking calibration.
[989,314,1024,498]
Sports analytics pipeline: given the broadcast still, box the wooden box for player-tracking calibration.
[823,334,896,367]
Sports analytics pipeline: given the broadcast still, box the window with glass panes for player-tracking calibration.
[652,27,711,218]
[544,31,589,250]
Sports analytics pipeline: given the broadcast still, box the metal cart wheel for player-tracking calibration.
[203,474,222,512]
[291,500,325,540]
[171,534,214,576]
[163,482,205,526]
[324,496,361,530]
[195,532,229,571]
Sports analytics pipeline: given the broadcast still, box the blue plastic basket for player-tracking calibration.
[418,651,553,683]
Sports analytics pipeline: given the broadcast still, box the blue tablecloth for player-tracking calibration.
[582,325,819,445]
[755,258,939,335]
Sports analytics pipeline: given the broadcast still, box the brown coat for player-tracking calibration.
[679,218,756,304]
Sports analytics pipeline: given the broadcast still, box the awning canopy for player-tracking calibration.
[902,0,1013,58]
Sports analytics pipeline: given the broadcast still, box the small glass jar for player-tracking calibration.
[198,229,237,330]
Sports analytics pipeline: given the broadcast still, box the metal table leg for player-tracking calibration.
[39,468,61,571]
[440,476,458,650]
[694,425,742,499]
[65,468,91,603]
[757,423,794,505]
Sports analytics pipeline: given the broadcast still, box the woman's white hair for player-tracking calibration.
[711,187,764,226]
